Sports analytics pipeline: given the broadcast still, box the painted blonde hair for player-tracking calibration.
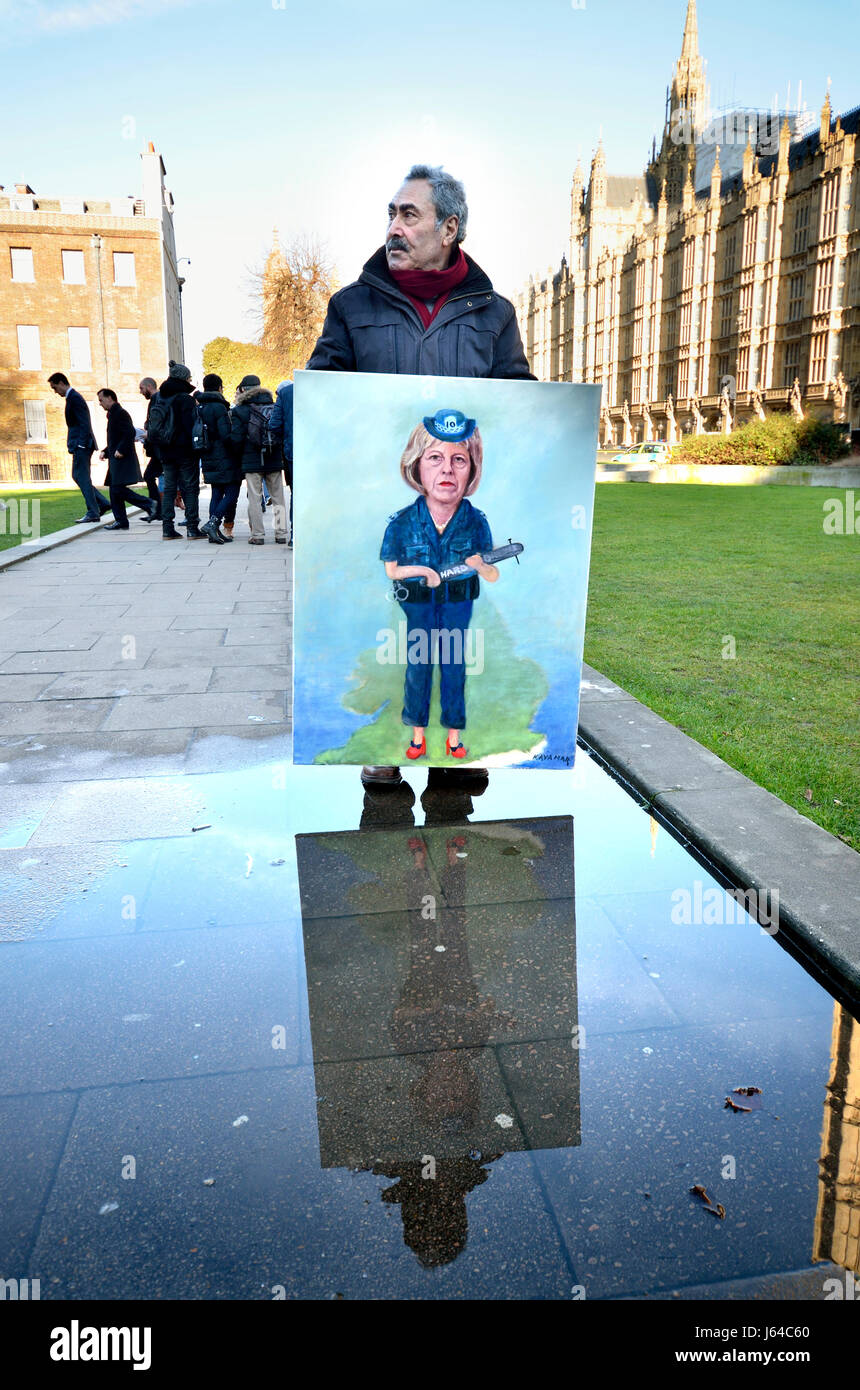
[399,423,483,495]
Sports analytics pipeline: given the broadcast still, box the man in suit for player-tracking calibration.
[96,388,156,530]
[48,372,110,522]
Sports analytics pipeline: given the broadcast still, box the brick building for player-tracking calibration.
[515,0,860,445]
[0,144,183,482]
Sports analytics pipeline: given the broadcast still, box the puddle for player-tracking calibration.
[0,756,856,1299]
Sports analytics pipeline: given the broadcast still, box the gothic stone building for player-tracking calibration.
[515,0,860,445]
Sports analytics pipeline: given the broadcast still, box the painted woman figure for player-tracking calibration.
[380,409,499,761]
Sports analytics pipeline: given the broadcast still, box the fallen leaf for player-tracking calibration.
[803,788,814,802]
[725,1096,752,1113]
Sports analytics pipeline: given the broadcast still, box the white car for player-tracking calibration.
[610,442,673,464]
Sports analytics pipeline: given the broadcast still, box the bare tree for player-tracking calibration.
[250,234,338,377]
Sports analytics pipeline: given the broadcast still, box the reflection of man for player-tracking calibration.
[307,163,534,786]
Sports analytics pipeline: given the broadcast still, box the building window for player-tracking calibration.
[737,346,750,391]
[67,327,92,372]
[633,316,643,357]
[783,340,801,388]
[716,353,730,390]
[793,201,810,255]
[62,249,86,284]
[117,327,140,371]
[738,282,753,331]
[10,247,34,281]
[635,261,646,305]
[724,231,738,278]
[682,240,695,290]
[16,325,41,370]
[788,273,805,321]
[809,331,828,384]
[677,359,689,398]
[820,176,839,240]
[680,300,692,345]
[24,401,48,443]
[814,258,834,315]
[718,293,734,339]
[742,213,758,268]
[113,252,136,287]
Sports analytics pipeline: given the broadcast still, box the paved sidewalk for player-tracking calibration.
[0,499,291,785]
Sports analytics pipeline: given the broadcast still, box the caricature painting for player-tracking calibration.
[292,371,600,768]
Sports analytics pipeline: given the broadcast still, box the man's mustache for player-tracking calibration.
[386,236,410,253]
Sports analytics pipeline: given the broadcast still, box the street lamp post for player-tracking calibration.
[91,234,108,381]
[177,257,191,362]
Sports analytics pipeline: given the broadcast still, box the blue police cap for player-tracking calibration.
[422,408,477,442]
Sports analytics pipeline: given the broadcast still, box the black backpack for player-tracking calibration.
[146,394,175,449]
[191,402,210,454]
[246,400,277,466]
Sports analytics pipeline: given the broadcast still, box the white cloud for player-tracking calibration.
[0,0,197,39]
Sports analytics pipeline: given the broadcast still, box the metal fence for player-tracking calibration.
[0,449,71,485]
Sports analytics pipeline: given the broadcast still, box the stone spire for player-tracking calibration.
[680,0,698,60]
[820,89,832,145]
[589,141,607,207]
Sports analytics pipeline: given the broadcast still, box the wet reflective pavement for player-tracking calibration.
[1,755,857,1299]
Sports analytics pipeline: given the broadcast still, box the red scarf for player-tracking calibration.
[389,249,469,328]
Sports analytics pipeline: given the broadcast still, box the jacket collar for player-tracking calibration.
[360,246,493,305]
[415,493,472,539]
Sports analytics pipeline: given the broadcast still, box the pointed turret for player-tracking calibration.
[710,145,722,201]
[820,89,832,145]
[680,0,698,60]
[778,118,790,174]
[589,141,607,207]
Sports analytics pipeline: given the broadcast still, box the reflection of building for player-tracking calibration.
[0,144,182,480]
[515,0,860,441]
[296,814,579,1268]
[814,1003,860,1273]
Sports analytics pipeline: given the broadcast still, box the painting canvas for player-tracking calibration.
[292,371,600,768]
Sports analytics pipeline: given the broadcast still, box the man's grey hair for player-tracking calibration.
[139,377,157,390]
[405,164,468,243]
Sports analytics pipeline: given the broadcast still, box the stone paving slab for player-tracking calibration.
[0,729,193,785]
[101,690,285,732]
[41,668,215,700]
[0,698,115,734]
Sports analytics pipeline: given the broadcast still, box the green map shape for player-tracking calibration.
[315,598,548,765]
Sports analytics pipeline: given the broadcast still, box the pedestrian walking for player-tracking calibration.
[269,379,294,547]
[150,361,205,540]
[96,389,156,529]
[230,375,287,545]
[195,374,240,544]
[47,372,110,522]
[138,376,162,522]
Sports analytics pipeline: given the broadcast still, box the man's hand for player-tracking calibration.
[114,452,124,459]
[98,450,107,460]
[422,567,442,588]
[465,554,499,581]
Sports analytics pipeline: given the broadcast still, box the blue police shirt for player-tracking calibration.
[380,495,493,604]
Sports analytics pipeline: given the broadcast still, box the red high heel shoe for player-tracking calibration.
[406,736,426,760]
[446,735,467,759]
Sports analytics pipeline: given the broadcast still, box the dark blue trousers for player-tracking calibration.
[71,448,108,519]
[399,599,474,730]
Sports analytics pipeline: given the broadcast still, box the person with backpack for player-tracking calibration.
[195,374,240,545]
[269,378,294,547]
[149,360,205,540]
[229,374,287,545]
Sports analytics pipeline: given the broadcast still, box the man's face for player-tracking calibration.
[386,179,457,272]
[418,439,471,508]
[97,392,111,413]
[49,381,67,398]
[139,381,154,400]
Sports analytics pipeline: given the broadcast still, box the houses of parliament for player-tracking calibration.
[514,0,860,445]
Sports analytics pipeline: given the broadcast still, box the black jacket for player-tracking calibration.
[230,385,278,474]
[102,403,141,487]
[65,387,97,454]
[143,392,161,463]
[195,390,240,486]
[306,248,535,379]
[157,375,197,463]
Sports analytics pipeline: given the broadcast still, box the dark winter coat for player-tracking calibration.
[157,375,198,464]
[102,403,142,487]
[230,385,279,474]
[64,387,97,454]
[306,247,535,379]
[194,390,240,486]
[143,392,161,463]
[269,380,293,463]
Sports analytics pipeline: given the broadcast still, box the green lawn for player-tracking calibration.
[584,484,859,851]
[0,487,149,552]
